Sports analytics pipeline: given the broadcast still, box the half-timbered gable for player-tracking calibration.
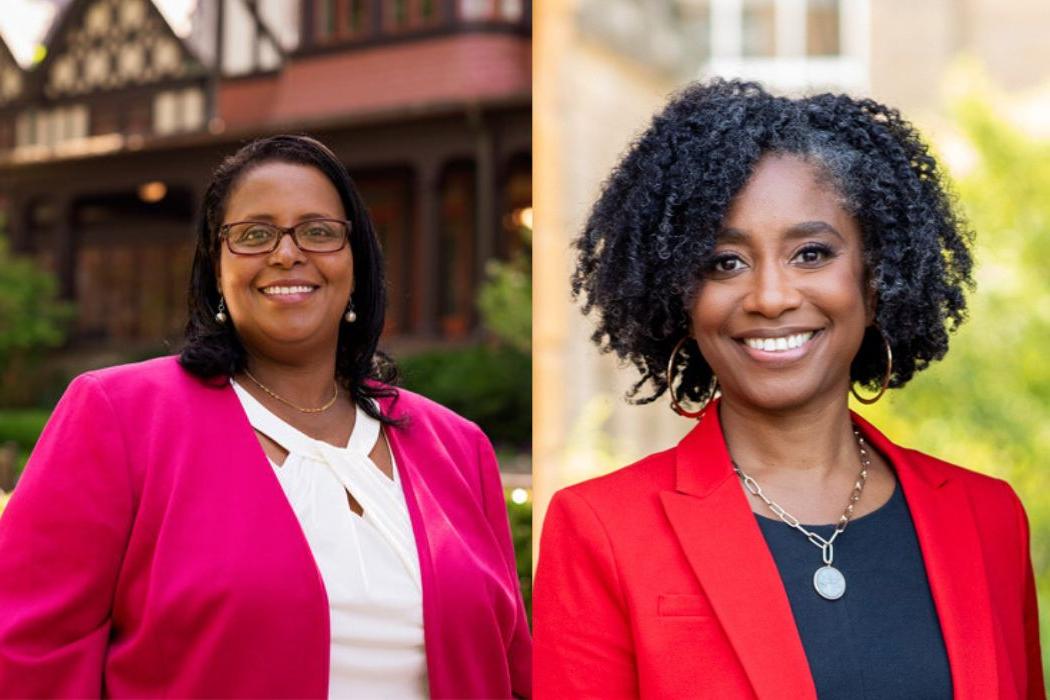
[0,37,25,151]
[0,37,23,106]
[33,0,209,141]
[215,0,292,77]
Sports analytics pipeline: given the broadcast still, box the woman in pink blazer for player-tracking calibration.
[0,135,530,698]
[534,81,1043,698]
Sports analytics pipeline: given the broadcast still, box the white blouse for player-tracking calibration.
[232,381,427,699]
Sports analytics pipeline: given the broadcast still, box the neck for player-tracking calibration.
[718,391,857,480]
[241,351,339,409]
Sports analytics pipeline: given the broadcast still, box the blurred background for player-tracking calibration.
[534,0,1050,672]
[0,0,533,613]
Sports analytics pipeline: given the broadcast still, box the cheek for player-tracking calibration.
[823,267,870,323]
[217,257,249,296]
[327,252,355,293]
[688,284,732,336]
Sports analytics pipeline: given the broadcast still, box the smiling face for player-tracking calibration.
[688,153,873,413]
[217,161,353,362]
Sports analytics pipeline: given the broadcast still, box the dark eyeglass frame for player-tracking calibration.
[218,218,352,255]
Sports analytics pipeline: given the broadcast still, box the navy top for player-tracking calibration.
[754,483,953,699]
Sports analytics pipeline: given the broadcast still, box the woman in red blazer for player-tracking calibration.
[534,81,1043,698]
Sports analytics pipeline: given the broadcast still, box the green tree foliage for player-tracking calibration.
[0,227,73,382]
[855,89,1050,674]
[398,344,530,448]
[478,227,531,353]
[506,497,532,621]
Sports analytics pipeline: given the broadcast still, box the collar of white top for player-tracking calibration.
[230,378,381,456]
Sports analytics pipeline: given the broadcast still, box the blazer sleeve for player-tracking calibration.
[475,426,533,699]
[534,488,638,699]
[1008,485,1046,699]
[0,374,134,696]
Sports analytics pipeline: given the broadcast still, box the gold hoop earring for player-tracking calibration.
[850,328,893,405]
[666,336,718,419]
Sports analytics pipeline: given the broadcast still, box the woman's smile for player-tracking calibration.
[734,328,824,365]
[258,280,322,303]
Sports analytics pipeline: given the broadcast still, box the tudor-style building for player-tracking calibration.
[0,0,531,349]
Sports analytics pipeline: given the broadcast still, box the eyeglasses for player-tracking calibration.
[219,218,352,255]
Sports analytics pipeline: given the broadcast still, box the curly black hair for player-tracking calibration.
[179,134,400,424]
[572,79,974,407]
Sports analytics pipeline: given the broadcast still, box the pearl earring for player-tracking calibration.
[344,298,357,323]
[215,297,228,324]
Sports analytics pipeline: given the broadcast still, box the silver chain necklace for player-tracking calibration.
[732,428,871,601]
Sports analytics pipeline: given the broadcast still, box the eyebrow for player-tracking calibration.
[236,212,337,222]
[716,220,845,244]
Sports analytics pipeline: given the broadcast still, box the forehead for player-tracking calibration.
[721,153,857,243]
[224,161,345,221]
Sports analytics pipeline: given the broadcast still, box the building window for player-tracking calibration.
[0,118,13,150]
[677,0,712,64]
[14,105,90,148]
[438,163,477,338]
[742,0,776,57]
[316,0,377,41]
[391,0,409,28]
[460,0,523,21]
[355,169,413,334]
[15,111,36,147]
[384,0,443,32]
[316,0,337,40]
[346,0,370,35]
[153,87,205,136]
[806,0,840,56]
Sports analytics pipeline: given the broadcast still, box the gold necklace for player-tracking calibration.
[242,368,339,413]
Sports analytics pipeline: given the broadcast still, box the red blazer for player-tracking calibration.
[534,402,1043,699]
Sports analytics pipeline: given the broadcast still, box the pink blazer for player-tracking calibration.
[534,402,1044,699]
[0,356,531,698]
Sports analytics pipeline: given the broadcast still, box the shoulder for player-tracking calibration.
[898,446,1026,520]
[59,356,229,427]
[548,446,677,521]
[378,385,486,443]
[73,355,220,398]
[902,447,1016,495]
[858,414,1024,516]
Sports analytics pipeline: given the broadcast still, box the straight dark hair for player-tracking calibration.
[179,134,400,424]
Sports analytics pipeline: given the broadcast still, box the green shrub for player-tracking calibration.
[398,344,530,449]
[0,410,50,451]
[0,233,73,381]
[506,495,532,622]
[477,229,531,354]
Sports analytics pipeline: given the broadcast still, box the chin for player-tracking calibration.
[723,381,834,415]
[252,318,335,346]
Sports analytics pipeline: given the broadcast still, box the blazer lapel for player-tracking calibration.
[660,402,817,700]
[851,414,1002,699]
[373,399,449,697]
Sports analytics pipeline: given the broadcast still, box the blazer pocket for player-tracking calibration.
[657,593,715,617]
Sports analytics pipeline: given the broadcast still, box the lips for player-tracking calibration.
[742,331,815,353]
[734,328,824,363]
[260,284,318,296]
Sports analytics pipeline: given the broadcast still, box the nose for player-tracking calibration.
[742,261,803,318]
[268,231,306,267]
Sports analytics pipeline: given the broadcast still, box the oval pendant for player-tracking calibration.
[813,565,846,600]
